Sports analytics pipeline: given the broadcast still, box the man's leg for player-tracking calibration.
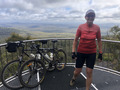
[70,68,82,86]
[70,53,85,86]
[73,53,85,79]
[86,53,96,90]
[73,68,82,79]
[86,67,93,90]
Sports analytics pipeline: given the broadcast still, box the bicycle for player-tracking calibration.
[1,41,46,89]
[18,40,67,88]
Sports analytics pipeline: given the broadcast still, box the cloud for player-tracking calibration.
[0,0,120,24]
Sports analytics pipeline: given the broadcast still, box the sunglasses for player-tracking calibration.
[86,14,95,18]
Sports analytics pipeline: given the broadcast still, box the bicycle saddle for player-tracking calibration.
[40,40,48,44]
[51,40,58,43]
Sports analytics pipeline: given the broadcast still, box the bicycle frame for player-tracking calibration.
[29,40,66,71]
[34,44,59,68]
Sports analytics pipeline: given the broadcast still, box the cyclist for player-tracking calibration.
[70,9,102,90]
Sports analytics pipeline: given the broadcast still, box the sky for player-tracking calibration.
[0,0,120,24]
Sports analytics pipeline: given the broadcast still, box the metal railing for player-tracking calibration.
[0,38,120,83]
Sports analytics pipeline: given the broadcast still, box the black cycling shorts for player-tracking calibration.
[76,52,96,69]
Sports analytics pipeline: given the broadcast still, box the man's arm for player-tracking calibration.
[72,36,79,52]
[97,38,102,53]
[71,36,79,59]
[97,38,102,61]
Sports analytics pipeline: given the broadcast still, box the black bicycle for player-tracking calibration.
[1,41,46,89]
[18,40,67,88]
[39,40,67,71]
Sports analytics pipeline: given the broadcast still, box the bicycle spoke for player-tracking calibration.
[56,50,66,70]
[19,59,46,88]
[25,73,33,84]
[1,60,23,89]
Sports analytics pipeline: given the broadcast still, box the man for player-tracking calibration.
[70,9,102,90]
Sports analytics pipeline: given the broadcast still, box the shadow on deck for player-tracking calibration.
[0,66,120,90]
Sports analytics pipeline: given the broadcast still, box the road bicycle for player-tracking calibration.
[39,40,67,71]
[1,41,46,89]
[18,40,67,88]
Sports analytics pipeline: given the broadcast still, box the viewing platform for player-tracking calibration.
[0,64,120,90]
[0,38,120,90]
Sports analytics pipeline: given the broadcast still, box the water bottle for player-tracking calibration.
[50,53,53,60]
[30,53,35,58]
[36,54,41,59]
[45,54,52,60]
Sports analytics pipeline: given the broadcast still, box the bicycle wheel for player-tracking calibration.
[55,49,67,70]
[1,60,23,89]
[19,59,46,88]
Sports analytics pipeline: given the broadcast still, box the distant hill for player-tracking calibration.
[0,27,28,43]
[0,21,118,35]
[0,27,19,42]
[0,26,75,43]
[0,21,119,43]
[0,22,78,34]
[0,27,20,35]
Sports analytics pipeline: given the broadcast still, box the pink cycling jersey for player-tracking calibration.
[76,23,101,54]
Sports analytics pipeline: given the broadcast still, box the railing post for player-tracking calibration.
[0,47,3,68]
[0,47,3,82]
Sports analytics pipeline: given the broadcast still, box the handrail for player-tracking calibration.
[101,39,120,43]
[1,38,120,46]
[0,38,120,72]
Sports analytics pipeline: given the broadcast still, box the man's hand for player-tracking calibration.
[98,53,102,61]
[72,52,77,59]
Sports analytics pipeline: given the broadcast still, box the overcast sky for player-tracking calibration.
[0,0,120,24]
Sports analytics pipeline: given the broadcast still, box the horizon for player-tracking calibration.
[0,21,118,36]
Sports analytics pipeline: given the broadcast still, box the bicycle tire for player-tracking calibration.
[55,49,67,70]
[1,60,23,89]
[19,59,46,88]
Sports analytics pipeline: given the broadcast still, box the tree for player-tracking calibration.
[109,26,120,40]
[5,32,32,42]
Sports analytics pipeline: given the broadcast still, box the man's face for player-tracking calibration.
[85,13,95,24]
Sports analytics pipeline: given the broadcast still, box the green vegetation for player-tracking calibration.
[103,26,120,40]
[0,27,27,43]
[102,26,120,71]
[5,32,32,42]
